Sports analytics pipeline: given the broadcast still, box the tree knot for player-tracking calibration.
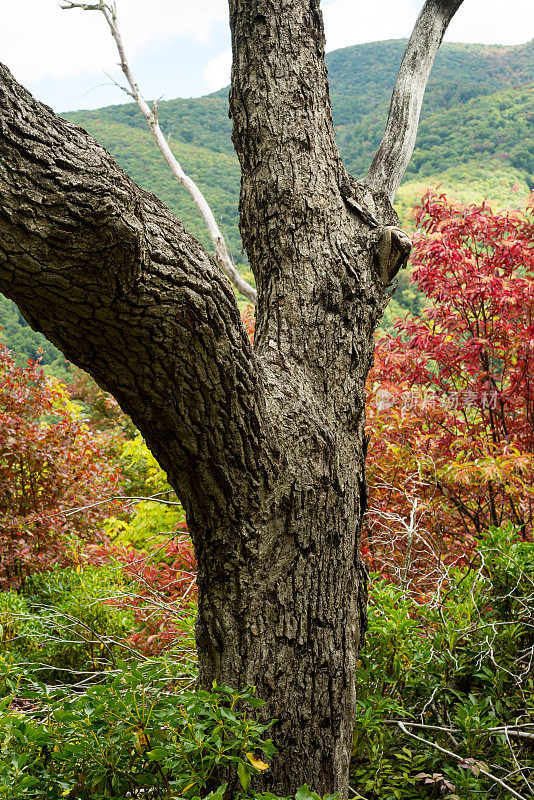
[373,225,412,287]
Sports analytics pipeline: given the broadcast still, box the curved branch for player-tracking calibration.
[364,0,465,202]
[0,62,264,520]
[62,0,257,304]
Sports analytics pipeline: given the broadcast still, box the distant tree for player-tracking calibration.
[0,0,465,793]
[366,190,534,581]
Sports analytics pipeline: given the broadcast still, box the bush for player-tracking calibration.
[0,343,124,589]
[352,525,534,799]
[88,434,198,657]
[0,662,275,800]
[366,191,534,574]
[0,564,134,681]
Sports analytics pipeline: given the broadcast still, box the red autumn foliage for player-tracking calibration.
[68,367,136,438]
[83,529,197,654]
[0,343,124,588]
[241,304,255,344]
[364,190,534,586]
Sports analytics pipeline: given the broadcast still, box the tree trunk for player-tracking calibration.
[0,54,388,797]
[0,0,464,792]
[194,1,397,792]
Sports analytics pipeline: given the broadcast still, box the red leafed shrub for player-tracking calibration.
[84,529,197,654]
[0,343,124,588]
[68,366,136,438]
[241,304,255,344]
[365,190,534,586]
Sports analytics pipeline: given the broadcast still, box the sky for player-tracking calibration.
[0,0,531,113]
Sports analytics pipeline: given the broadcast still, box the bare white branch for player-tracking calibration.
[397,721,529,800]
[364,0,465,202]
[61,1,257,304]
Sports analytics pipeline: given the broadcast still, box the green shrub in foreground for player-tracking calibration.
[352,525,534,800]
[1,525,531,800]
[0,661,275,799]
[0,564,133,680]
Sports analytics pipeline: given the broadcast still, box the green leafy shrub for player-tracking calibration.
[352,525,534,800]
[0,564,133,681]
[0,662,275,800]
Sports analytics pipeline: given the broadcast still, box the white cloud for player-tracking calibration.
[1,0,229,84]
[1,0,531,107]
[323,0,420,52]
[203,48,231,93]
[323,0,533,52]
[444,0,534,45]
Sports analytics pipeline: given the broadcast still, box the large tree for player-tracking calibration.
[0,0,464,793]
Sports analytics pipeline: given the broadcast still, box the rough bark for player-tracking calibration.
[0,64,264,522]
[221,0,393,791]
[0,0,464,793]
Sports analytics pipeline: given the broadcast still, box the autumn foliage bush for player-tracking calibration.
[364,190,534,584]
[0,345,123,589]
[72,433,197,656]
[68,366,136,438]
[84,534,197,656]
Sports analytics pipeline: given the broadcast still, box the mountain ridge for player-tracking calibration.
[62,38,533,261]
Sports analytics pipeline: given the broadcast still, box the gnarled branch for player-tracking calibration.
[365,0,465,202]
[0,62,264,521]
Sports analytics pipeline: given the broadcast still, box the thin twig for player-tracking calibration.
[348,786,371,800]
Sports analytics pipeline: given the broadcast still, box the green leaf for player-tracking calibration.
[207,791,225,800]
[295,785,319,800]
[147,747,168,761]
[238,762,252,792]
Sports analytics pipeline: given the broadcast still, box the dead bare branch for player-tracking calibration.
[365,0,465,202]
[61,0,257,303]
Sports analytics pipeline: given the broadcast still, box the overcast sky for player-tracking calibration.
[1,0,531,112]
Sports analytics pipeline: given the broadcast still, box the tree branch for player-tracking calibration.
[364,0,465,202]
[61,0,257,304]
[0,62,264,522]
[397,722,528,800]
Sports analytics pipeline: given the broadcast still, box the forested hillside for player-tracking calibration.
[2,39,532,361]
[63,38,533,250]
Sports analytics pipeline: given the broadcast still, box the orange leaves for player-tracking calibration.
[241,304,255,344]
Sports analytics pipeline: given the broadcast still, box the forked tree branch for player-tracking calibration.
[61,0,257,304]
[365,0,465,202]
